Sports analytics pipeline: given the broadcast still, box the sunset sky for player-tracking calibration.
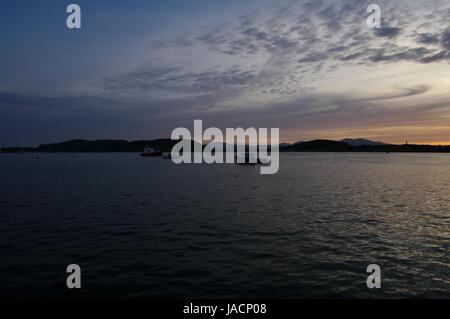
[1,0,450,146]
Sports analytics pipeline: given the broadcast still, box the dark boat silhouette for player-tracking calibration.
[140,146,162,157]
[235,152,262,165]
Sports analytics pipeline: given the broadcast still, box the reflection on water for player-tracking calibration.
[0,153,449,298]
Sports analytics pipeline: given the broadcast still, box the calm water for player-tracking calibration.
[0,153,449,298]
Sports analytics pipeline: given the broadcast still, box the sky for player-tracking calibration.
[1,0,450,146]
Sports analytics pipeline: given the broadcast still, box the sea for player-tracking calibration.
[0,152,449,298]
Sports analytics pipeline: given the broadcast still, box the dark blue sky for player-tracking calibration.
[1,0,450,146]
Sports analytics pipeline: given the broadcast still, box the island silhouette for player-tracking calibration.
[2,138,450,153]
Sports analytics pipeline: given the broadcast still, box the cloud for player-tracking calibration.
[0,80,446,147]
[0,92,118,114]
[369,47,431,62]
[3,0,450,145]
[299,52,329,63]
[416,32,440,44]
[373,27,402,38]
[349,85,431,102]
[157,0,450,79]
[102,64,258,97]
[441,28,450,50]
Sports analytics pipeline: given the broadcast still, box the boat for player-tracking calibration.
[235,152,262,165]
[162,152,172,159]
[140,146,162,157]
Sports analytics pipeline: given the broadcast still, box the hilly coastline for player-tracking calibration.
[2,138,450,153]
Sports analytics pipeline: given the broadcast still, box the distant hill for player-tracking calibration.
[35,139,183,152]
[1,139,200,153]
[286,140,351,152]
[281,140,450,152]
[341,138,386,146]
[2,138,450,153]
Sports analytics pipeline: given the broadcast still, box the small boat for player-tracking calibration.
[235,152,262,165]
[140,146,162,157]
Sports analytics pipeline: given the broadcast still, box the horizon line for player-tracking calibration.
[2,137,450,149]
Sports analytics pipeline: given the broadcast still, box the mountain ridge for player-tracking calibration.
[1,138,450,153]
[340,138,386,146]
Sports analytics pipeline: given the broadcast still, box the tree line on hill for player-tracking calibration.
[1,138,450,153]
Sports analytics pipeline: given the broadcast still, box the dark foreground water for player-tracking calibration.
[0,153,449,298]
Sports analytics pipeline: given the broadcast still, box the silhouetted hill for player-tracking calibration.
[341,138,386,146]
[280,140,450,152]
[350,143,450,153]
[286,140,351,152]
[36,139,183,152]
[1,139,198,153]
[2,138,450,153]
